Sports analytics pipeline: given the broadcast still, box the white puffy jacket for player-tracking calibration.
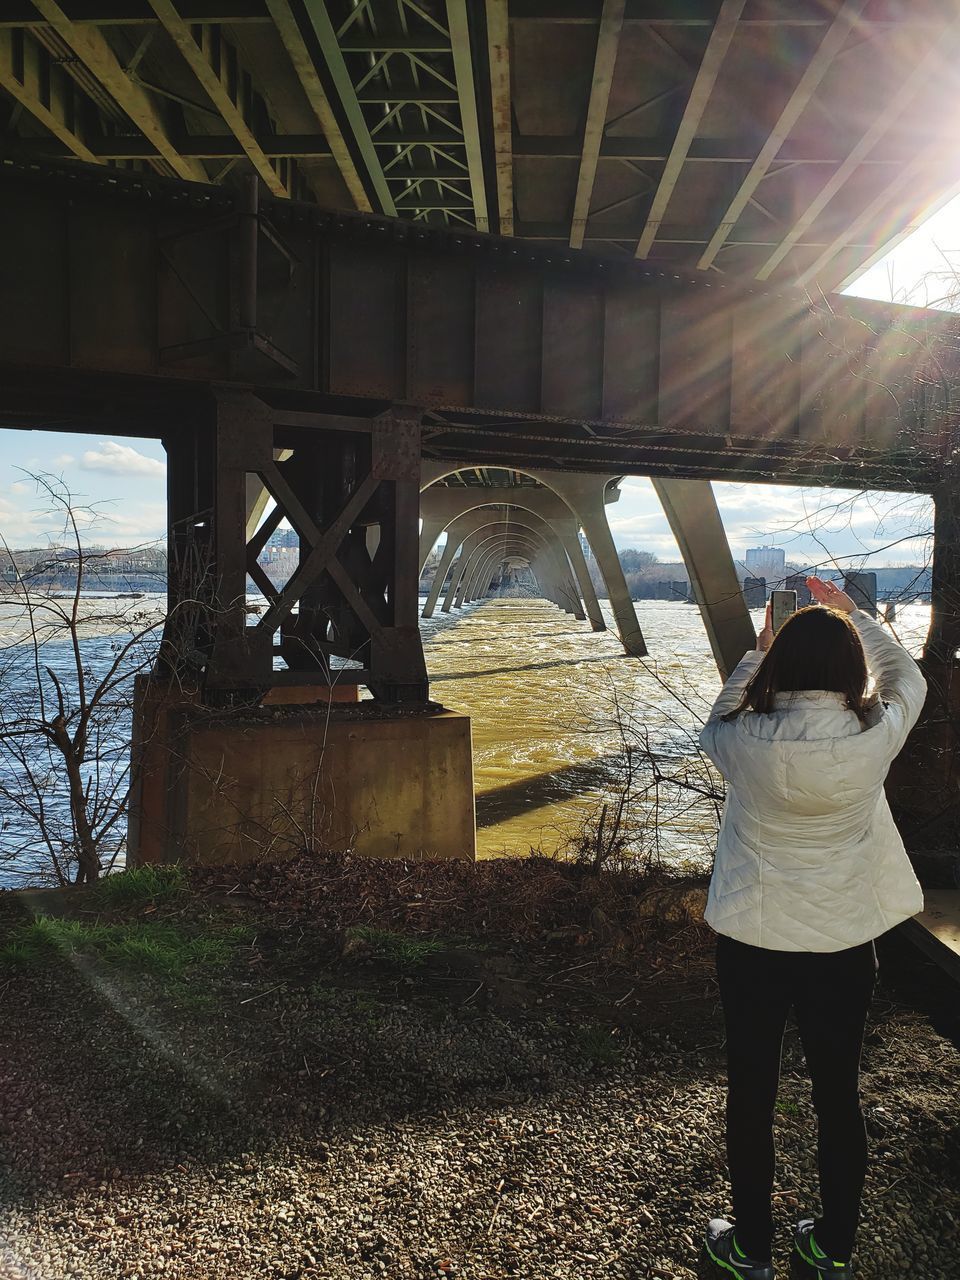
[699,609,927,952]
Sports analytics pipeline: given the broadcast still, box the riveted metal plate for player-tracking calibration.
[373,414,421,482]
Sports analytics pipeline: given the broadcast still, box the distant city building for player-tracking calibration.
[745,545,785,583]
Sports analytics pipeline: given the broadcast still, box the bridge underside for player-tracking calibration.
[2,161,960,862]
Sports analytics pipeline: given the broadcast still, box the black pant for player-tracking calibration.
[715,933,877,1262]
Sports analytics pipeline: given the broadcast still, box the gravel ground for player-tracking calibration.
[0,894,958,1280]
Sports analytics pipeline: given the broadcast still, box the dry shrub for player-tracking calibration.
[191,850,711,973]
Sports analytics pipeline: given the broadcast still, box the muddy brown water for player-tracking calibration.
[419,596,930,866]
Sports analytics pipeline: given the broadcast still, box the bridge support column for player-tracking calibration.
[531,555,564,611]
[652,478,756,679]
[419,515,447,574]
[537,544,584,617]
[443,531,484,612]
[423,510,497,617]
[529,472,646,656]
[887,473,960,874]
[419,482,602,628]
[556,525,605,631]
[132,394,477,868]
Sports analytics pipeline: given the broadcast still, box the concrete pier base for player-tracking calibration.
[129,680,476,866]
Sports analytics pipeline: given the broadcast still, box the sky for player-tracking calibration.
[2,191,959,566]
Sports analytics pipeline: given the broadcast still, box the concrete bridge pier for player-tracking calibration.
[442,531,486,613]
[556,525,606,632]
[652,478,756,679]
[528,472,647,657]
[422,510,498,617]
[459,531,543,607]
[530,552,579,616]
[464,519,584,616]
[459,522,584,618]
[419,481,605,631]
[132,394,476,868]
[473,540,579,614]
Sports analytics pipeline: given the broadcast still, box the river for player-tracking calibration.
[422,596,931,866]
[0,591,932,886]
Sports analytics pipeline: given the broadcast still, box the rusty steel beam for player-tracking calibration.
[446,0,489,234]
[3,132,332,159]
[0,27,101,164]
[570,0,625,250]
[756,43,954,283]
[265,0,376,213]
[1,159,958,493]
[29,0,207,182]
[0,2,272,21]
[147,0,289,196]
[697,0,867,271]
[485,0,512,236]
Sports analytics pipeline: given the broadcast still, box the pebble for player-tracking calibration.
[0,927,956,1280]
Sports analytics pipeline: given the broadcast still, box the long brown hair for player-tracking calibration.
[725,605,868,720]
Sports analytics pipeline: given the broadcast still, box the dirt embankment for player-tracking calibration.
[0,856,957,1280]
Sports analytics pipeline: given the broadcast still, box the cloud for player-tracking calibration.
[77,503,168,544]
[52,453,76,468]
[80,441,165,478]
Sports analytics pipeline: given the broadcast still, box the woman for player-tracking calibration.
[698,576,927,1279]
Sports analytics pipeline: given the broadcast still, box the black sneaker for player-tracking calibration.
[792,1219,852,1276]
[704,1218,775,1279]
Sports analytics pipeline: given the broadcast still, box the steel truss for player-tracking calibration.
[162,392,428,704]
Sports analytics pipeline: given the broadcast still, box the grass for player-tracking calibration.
[348,926,446,969]
[93,864,188,907]
[0,915,252,979]
[775,1099,801,1117]
[308,981,388,1021]
[575,1023,623,1067]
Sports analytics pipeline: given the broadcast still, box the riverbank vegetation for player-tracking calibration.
[1,856,958,1279]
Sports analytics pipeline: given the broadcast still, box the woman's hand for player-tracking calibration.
[807,576,857,614]
[757,601,773,652]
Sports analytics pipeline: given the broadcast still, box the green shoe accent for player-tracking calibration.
[795,1240,817,1268]
[795,1229,848,1272]
[705,1238,750,1278]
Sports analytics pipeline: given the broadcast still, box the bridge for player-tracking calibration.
[2,1,960,867]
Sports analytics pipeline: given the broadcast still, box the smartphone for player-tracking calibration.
[771,589,797,633]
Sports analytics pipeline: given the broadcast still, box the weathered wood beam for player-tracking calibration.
[29,0,207,182]
[697,0,867,271]
[0,27,101,164]
[446,0,489,233]
[634,0,745,260]
[148,0,287,195]
[570,0,624,250]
